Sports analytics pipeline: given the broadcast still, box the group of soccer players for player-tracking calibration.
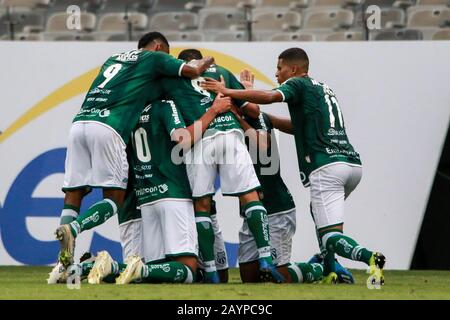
[48,31,386,286]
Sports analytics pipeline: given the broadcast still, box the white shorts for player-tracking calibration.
[238,209,296,266]
[197,214,229,271]
[309,163,362,230]
[185,131,260,198]
[63,121,128,190]
[141,199,198,263]
[119,219,143,260]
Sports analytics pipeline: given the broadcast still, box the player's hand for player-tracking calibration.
[211,93,232,115]
[240,69,255,90]
[201,77,227,94]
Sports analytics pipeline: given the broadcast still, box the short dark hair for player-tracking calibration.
[278,47,309,72]
[138,32,169,49]
[178,49,203,62]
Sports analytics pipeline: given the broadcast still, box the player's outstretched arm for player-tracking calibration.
[266,113,294,135]
[172,94,232,148]
[201,77,283,104]
[180,56,215,78]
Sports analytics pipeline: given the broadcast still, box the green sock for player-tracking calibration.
[60,204,79,225]
[69,199,118,237]
[141,262,195,283]
[324,232,373,265]
[244,201,272,264]
[195,211,217,273]
[288,262,323,283]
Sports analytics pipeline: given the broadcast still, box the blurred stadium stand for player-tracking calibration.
[0,0,449,41]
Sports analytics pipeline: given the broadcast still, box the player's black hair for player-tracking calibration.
[138,32,169,49]
[178,49,203,62]
[278,47,309,72]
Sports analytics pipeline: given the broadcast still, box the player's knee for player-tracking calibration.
[238,190,260,206]
[194,197,212,212]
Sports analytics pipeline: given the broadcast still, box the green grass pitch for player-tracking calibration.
[1,267,450,300]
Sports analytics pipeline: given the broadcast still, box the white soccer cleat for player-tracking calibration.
[47,262,67,284]
[116,255,144,285]
[88,251,113,284]
[55,224,75,267]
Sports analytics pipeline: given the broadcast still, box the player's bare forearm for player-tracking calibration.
[201,77,282,105]
[181,56,214,78]
[266,113,293,135]
[225,89,282,104]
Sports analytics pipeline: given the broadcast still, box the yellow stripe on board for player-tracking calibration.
[0,67,100,143]
[0,47,275,143]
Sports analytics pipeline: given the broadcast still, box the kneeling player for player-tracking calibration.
[90,97,233,284]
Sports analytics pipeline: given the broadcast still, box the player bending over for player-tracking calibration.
[52,32,214,273]
[161,49,284,283]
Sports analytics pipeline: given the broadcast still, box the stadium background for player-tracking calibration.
[0,40,449,270]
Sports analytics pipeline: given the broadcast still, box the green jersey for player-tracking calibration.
[129,100,192,207]
[275,76,361,187]
[244,113,295,215]
[161,64,247,138]
[118,178,141,225]
[74,49,185,144]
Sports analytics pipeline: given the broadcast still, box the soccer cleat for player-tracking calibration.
[368,252,386,285]
[322,272,338,284]
[88,251,113,284]
[259,259,285,283]
[309,253,354,284]
[47,262,67,284]
[334,259,354,284]
[55,224,75,267]
[203,271,220,284]
[116,255,143,285]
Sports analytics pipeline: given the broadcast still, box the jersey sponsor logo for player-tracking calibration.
[158,184,169,194]
[88,87,111,95]
[76,107,110,118]
[112,49,140,62]
[165,100,181,125]
[139,114,150,123]
[200,96,213,106]
[327,128,346,136]
[135,183,169,196]
[99,109,110,117]
[325,147,359,157]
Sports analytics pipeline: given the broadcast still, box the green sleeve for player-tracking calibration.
[158,100,186,136]
[274,78,301,104]
[154,51,186,77]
